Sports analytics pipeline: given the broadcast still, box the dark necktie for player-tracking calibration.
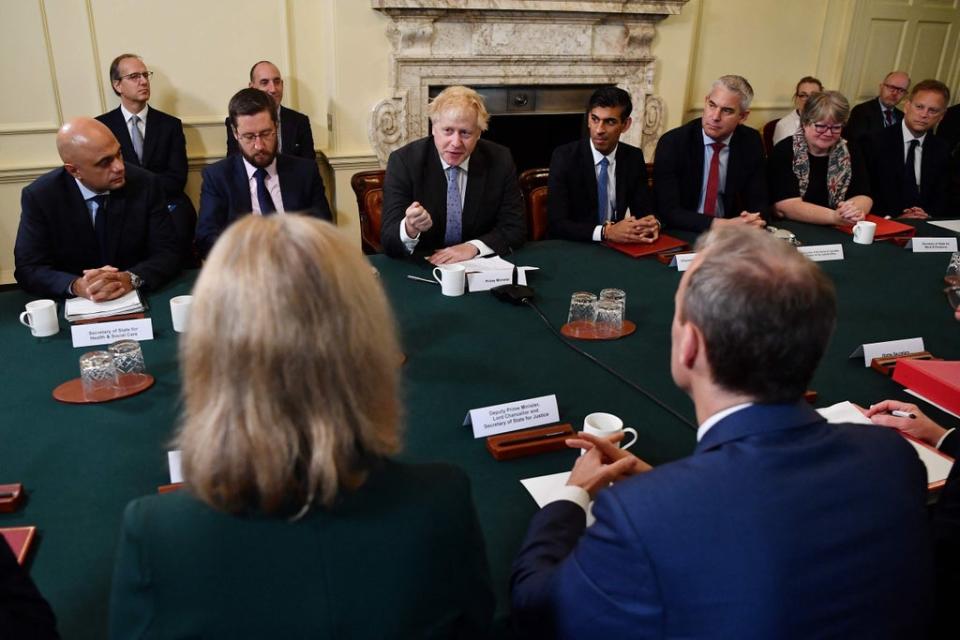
[254,168,276,215]
[444,166,462,245]
[703,142,725,216]
[903,139,921,205]
[91,194,109,264]
[597,157,610,224]
[884,109,895,127]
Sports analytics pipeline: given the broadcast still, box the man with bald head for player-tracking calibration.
[844,70,910,145]
[224,60,315,161]
[14,117,180,300]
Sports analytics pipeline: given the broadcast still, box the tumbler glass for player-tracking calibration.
[109,339,146,375]
[80,351,119,397]
[567,292,598,325]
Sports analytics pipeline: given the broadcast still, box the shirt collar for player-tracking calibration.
[120,103,149,123]
[702,129,734,147]
[74,177,107,200]
[900,119,926,145]
[696,402,754,442]
[439,155,470,174]
[589,141,618,165]
[242,156,278,181]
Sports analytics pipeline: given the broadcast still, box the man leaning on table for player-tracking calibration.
[511,225,933,638]
[380,85,526,264]
[14,117,180,302]
[547,86,660,244]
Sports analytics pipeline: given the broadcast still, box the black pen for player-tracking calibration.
[499,430,570,447]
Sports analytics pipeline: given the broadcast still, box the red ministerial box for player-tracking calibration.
[892,359,960,416]
[604,233,689,258]
[834,214,916,240]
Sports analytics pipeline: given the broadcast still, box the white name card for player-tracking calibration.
[466,267,535,292]
[464,394,560,439]
[670,253,697,271]
[167,450,183,483]
[798,244,844,262]
[907,237,958,253]
[71,318,154,348]
[850,337,925,367]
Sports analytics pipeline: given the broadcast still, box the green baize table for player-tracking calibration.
[1,221,958,639]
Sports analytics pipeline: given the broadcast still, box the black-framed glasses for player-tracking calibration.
[882,83,908,94]
[121,71,153,82]
[238,129,277,144]
[812,122,843,135]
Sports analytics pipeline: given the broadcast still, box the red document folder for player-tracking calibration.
[892,359,960,416]
[834,214,916,240]
[604,233,689,258]
[1,526,37,565]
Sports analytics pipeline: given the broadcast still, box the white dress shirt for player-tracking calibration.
[119,103,149,144]
[772,110,800,146]
[242,157,285,214]
[900,119,926,188]
[590,142,618,242]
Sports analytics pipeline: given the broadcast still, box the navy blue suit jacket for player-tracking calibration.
[14,164,180,297]
[547,139,653,241]
[861,123,952,218]
[97,106,197,264]
[512,402,933,639]
[195,153,331,258]
[844,98,903,146]
[225,106,315,161]
[653,119,767,233]
[380,137,526,258]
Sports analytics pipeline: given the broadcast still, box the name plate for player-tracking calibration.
[907,237,958,253]
[71,318,154,348]
[466,267,533,293]
[167,450,183,483]
[798,244,844,262]
[670,253,697,271]
[464,394,560,439]
[850,337,925,367]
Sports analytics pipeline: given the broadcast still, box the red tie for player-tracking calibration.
[703,142,725,216]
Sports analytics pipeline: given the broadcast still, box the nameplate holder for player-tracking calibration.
[71,318,154,348]
[907,237,958,253]
[464,394,560,439]
[670,253,697,271]
[168,450,183,483]
[850,337,925,368]
[798,244,844,262]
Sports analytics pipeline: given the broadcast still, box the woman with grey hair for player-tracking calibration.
[768,90,872,226]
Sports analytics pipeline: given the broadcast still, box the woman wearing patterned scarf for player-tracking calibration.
[768,91,873,226]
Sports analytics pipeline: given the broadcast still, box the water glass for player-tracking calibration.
[80,351,119,396]
[596,299,624,336]
[599,288,626,317]
[109,340,146,375]
[567,292,598,324]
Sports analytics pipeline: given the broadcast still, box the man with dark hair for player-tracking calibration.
[224,61,315,161]
[862,79,952,219]
[512,226,932,638]
[97,53,197,266]
[654,75,767,233]
[844,70,910,144]
[15,117,180,299]
[197,88,331,258]
[547,86,659,244]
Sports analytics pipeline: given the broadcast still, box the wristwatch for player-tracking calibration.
[766,226,801,247]
[127,272,143,289]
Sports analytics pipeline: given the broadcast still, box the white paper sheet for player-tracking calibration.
[167,450,183,484]
[927,220,960,234]
[520,471,596,526]
[904,389,960,420]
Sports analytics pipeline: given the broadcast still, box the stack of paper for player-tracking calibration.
[457,256,538,292]
[64,289,144,322]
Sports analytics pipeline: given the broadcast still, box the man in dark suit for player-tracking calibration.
[15,117,180,300]
[844,70,910,145]
[654,75,767,233]
[937,103,960,155]
[511,226,933,638]
[197,88,331,258]
[862,79,952,219]
[96,53,197,266]
[224,61,315,161]
[547,86,659,244]
[380,85,525,264]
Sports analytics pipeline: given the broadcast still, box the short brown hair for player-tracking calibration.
[227,87,278,131]
[109,53,141,97]
[428,85,490,131]
[177,215,404,515]
[800,90,850,126]
[908,79,950,104]
[795,76,823,95]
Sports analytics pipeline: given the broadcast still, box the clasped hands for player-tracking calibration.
[72,266,133,302]
[403,201,479,265]
[604,214,660,244]
[835,201,866,225]
[566,431,652,499]
[898,206,930,220]
[714,211,766,229]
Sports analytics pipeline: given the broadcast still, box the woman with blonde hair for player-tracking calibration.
[109,214,493,638]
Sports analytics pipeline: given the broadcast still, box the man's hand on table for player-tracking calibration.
[899,207,930,220]
[713,211,766,229]
[605,214,660,244]
[429,243,479,265]
[404,201,433,238]
[565,432,652,499]
[72,266,134,302]
[862,400,947,447]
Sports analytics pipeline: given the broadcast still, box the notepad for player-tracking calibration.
[64,289,145,322]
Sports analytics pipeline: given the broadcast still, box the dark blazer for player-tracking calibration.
[109,460,494,639]
[511,402,933,639]
[225,105,316,161]
[653,119,767,233]
[844,98,903,145]
[380,137,526,258]
[14,164,180,297]
[0,539,59,639]
[933,427,960,639]
[195,153,332,258]
[937,103,960,156]
[861,123,952,217]
[97,106,197,265]
[547,139,653,241]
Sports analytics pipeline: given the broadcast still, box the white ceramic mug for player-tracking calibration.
[432,264,466,297]
[170,295,193,333]
[19,299,59,337]
[853,220,877,245]
[581,412,639,454]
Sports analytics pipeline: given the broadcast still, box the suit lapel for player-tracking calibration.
[280,106,293,155]
[63,171,99,252]
[580,140,600,221]
[613,144,628,220]
[231,155,253,215]
[462,145,487,237]
[276,154,294,210]
[141,108,159,167]
[690,121,705,209]
[110,108,141,167]
[103,181,127,265]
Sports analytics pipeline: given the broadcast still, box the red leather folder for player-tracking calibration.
[834,214,916,240]
[604,233,689,258]
[1,526,37,565]
[892,359,960,416]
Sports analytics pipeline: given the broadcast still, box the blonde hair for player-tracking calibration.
[177,215,403,515]
[427,85,490,131]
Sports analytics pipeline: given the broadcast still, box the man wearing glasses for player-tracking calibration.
[97,54,197,267]
[843,71,910,145]
[196,89,331,258]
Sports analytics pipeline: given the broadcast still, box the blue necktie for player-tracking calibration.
[597,157,610,224]
[444,166,462,245]
[91,194,109,264]
[254,168,276,215]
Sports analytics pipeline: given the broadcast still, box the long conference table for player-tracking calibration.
[2,220,959,639]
